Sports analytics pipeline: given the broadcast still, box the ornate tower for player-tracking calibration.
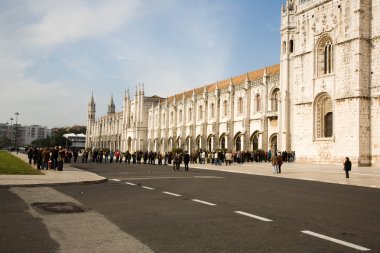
[278,0,296,152]
[86,93,96,148]
[108,95,115,115]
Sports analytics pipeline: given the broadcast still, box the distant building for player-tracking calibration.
[63,133,86,149]
[0,123,50,146]
[22,125,50,145]
[0,123,11,139]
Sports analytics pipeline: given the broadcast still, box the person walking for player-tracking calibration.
[27,147,33,164]
[271,153,278,174]
[277,153,283,173]
[184,151,190,172]
[174,153,181,171]
[225,151,233,165]
[57,148,65,171]
[41,147,50,170]
[343,157,352,178]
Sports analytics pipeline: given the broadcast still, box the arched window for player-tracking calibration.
[325,112,333,137]
[317,35,333,76]
[170,111,174,125]
[238,97,243,115]
[210,103,215,118]
[270,134,278,153]
[223,100,228,116]
[179,110,182,123]
[199,105,203,120]
[324,43,333,74]
[256,94,261,112]
[314,93,333,138]
[282,41,286,55]
[251,133,259,151]
[235,135,241,151]
[188,108,192,122]
[196,136,201,150]
[220,135,226,150]
[207,136,212,152]
[271,88,280,112]
[289,39,294,53]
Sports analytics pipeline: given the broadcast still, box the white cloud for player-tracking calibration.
[0,76,88,127]
[0,0,242,128]
[26,0,141,47]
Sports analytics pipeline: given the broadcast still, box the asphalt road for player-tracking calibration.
[1,162,380,252]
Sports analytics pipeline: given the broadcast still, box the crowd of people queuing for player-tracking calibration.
[20,145,296,172]
[79,148,296,172]
[26,146,79,171]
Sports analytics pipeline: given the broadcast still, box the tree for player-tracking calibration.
[31,136,72,148]
[0,136,11,148]
[69,126,86,134]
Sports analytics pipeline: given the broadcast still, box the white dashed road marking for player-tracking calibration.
[125,182,136,186]
[162,191,181,197]
[142,186,155,190]
[234,211,273,222]
[191,199,216,206]
[301,230,371,251]
[110,179,121,182]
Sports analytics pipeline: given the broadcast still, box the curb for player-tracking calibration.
[0,178,108,188]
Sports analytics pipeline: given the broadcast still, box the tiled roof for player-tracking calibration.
[164,64,279,104]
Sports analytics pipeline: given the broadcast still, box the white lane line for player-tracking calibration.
[301,230,371,251]
[141,186,155,190]
[234,211,273,222]
[125,182,136,186]
[110,179,121,182]
[162,191,182,197]
[191,199,216,206]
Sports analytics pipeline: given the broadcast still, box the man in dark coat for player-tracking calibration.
[183,151,190,172]
[344,157,352,178]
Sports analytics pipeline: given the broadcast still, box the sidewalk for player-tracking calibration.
[0,153,107,187]
[189,161,380,189]
[1,153,379,189]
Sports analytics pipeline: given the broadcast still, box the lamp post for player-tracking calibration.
[10,117,14,147]
[14,112,19,147]
[99,123,102,149]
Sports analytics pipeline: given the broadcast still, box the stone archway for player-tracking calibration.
[250,132,259,151]
[127,137,132,152]
[219,134,226,150]
[269,134,278,153]
[234,133,242,152]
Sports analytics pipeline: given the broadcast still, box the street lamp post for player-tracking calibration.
[10,117,14,147]
[14,112,19,147]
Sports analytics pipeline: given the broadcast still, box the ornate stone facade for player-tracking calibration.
[86,66,281,155]
[86,0,380,166]
[279,0,380,166]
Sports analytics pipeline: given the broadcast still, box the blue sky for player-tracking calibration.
[0,0,283,128]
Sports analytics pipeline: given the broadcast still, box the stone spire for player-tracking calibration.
[88,92,96,121]
[192,88,196,102]
[229,77,234,93]
[89,92,95,106]
[203,84,208,100]
[108,94,115,115]
[124,89,130,100]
